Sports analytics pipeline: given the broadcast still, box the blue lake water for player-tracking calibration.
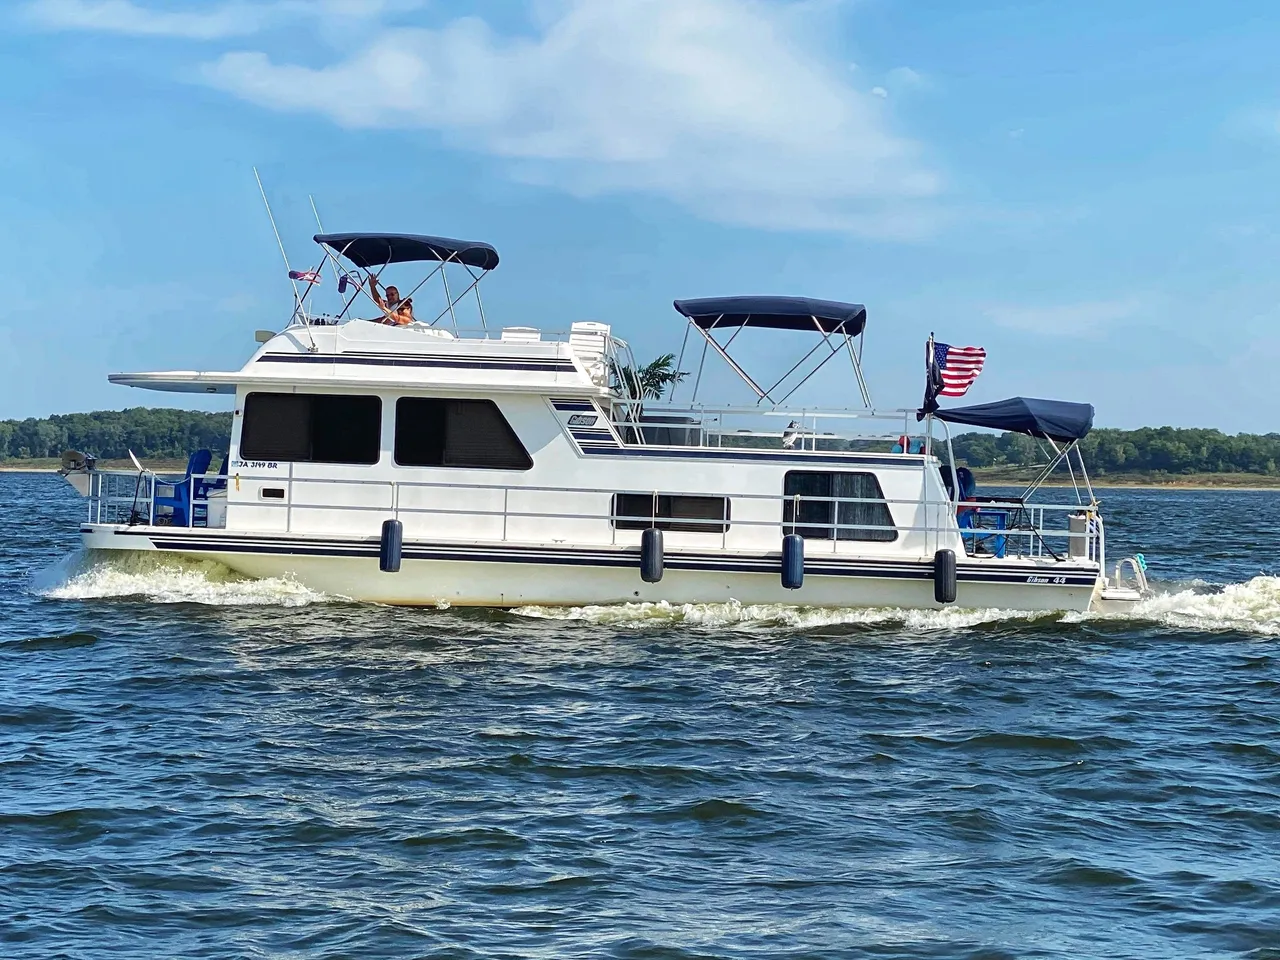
[2,471,1278,959]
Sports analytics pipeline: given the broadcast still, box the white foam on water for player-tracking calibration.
[34,550,331,607]
[31,549,1280,633]
[511,598,1041,631]
[1071,575,1280,636]
[517,577,1280,635]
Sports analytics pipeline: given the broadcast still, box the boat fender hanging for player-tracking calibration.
[641,528,664,583]
[782,534,804,590]
[933,548,956,604]
[380,518,403,573]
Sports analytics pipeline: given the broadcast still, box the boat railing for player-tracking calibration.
[295,318,633,350]
[82,470,1104,564]
[85,468,225,529]
[607,404,930,451]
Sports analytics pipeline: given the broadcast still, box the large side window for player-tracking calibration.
[395,398,533,470]
[782,471,897,542]
[240,393,381,464]
[612,494,730,533]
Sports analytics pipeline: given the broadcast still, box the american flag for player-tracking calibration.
[933,341,986,397]
[288,269,322,284]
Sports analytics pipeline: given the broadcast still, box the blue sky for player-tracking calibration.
[3,0,1279,430]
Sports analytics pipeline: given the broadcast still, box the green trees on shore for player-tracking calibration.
[2,407,1279,476]
[952,426,1280,476]
[0,409,231,460]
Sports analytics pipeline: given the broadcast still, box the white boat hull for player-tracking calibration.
[80,525,1101,612]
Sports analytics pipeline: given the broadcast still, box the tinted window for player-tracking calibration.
[395,398,532,470]
[783,471,896,542]
[613,493,730,533]
[240,393,381,464]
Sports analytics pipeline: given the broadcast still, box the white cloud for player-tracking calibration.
[26,0,943,237]
[983,297,1145,336]
[25,0,271,39]
[23,0,422,40]
[199,0,942,237]
[885,66,927,89]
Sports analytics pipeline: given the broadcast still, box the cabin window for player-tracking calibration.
[782,471,897,542]
[240,393,381,465]
[612,493,731,533]
[394,398,533,470]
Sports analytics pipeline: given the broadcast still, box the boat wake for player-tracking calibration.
[1071,575,1280,636]
[33,550,1280,633]
[33,550,331,607]
[515,576,1280,635]
[512,599,1044,631]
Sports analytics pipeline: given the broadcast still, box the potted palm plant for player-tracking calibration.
[612,354,692,444]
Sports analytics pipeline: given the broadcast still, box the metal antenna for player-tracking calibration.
[309,194,343,318]
[253,167,315,350]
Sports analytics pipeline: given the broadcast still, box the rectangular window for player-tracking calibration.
[782,471,897,542]
[612,493,730,533]
[395,398,533,470]
[240,393,381,465]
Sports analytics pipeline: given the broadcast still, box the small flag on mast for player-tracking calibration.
[288,269,322,284]
[933,341,985,397]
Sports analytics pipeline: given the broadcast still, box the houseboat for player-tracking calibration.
[60,231,1149,611]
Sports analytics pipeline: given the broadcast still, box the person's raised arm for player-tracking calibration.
[366,273,385,309]
[366,274,399,324]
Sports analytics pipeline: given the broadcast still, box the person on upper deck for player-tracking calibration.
[366,275,415,326]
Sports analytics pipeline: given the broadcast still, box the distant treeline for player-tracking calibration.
[0,408,232,460]
[3,408,1280,476]
[952,427,1280,476]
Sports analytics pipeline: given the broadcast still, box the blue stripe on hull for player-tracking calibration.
[551,400,598,412]
[107,529,1098,587]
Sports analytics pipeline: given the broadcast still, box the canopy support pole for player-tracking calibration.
[320,245,367,323]
[690,319,771,402]
[1018,442,1071,502]
[429,263,490,329]
[690,329,711,403]
[670,324,692,403]
[1054,438,1083,503]
[439,261,457,330]
[763,317,838,404]
[1075,445,1097,505]
[462,264,489,332]
[378,257,447,324]
[846,331,873,408]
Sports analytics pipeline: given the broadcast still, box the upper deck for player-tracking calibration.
[108,319,623,397]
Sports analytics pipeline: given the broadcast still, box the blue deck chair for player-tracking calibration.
[955,468,1008,557]
[191,456,227,527]
[153,449,212,527]
[195,456,228,497]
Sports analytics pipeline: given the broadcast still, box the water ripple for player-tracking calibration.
[2,476,1279,958]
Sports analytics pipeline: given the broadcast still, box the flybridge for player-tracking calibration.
[281,231,504,332]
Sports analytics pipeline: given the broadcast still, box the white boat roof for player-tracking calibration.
[109,321,613,396]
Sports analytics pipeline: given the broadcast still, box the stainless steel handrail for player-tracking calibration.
[83,468,1102,563]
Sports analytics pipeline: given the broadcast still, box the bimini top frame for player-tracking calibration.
[312,231,500,331]
[671,296,873,408]
[929,395,1099,507]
